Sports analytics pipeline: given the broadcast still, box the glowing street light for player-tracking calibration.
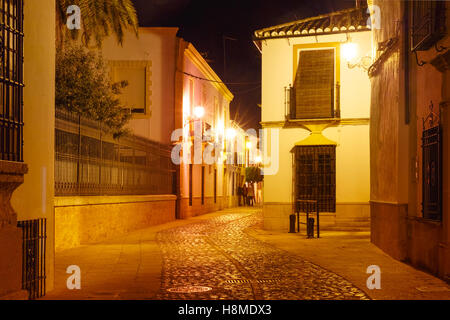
[255,156,262,164]
[246,141,252,149]
[226,128,236,139]
[193,106,205,119]
[342,42,358,62]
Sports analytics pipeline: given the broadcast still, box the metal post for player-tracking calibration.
[316,201,320,238]
[77,114,81,194]
[99,122,103,194]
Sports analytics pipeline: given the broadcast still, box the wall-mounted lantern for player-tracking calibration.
[342,40,372,71]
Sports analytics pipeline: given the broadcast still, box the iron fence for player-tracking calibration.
[55,108,175,196]
[17,218,47,300]
[0,0,24,162]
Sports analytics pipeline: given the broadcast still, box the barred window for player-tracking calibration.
[0,0,24,162]
[422,126,442,221]
[293,49,335,119]
[411,0,446,52]
[293,145,336,213]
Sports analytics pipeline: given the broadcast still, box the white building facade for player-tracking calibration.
[255,6,373,231]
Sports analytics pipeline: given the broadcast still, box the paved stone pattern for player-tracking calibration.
[156,209,370,300]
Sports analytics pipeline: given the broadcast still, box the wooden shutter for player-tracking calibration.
[294,49,335,119]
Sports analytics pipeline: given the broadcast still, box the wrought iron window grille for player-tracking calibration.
[17,218,47,300]
[421,101,442,221]
[0,0,24,162]
[293,145,336,213]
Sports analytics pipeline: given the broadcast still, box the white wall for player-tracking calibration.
[261,32,372,122]
[101,28,178,145]
[261,31,372,214]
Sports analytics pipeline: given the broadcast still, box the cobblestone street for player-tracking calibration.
[156,208,369,300]
[44,207,450,300]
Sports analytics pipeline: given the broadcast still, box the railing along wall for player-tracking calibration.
[55,108,175,196]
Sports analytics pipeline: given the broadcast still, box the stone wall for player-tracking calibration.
[370,201,408,261]
[0,161,28,299]
[179,196,240,219]
[54,195,176,252]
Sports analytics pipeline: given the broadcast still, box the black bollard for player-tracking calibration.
[289,214,296,233]
[307,217,315,238]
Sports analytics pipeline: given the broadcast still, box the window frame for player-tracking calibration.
[109,60,152,118]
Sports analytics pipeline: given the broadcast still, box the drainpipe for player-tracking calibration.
[173,38,189,219]
[404,0,410,124]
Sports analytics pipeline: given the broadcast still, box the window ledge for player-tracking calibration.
[284,117,369,128]
[407,216,442,227]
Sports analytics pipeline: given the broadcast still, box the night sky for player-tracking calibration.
[132,0,357,130]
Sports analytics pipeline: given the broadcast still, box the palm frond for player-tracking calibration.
[56,0,139,48]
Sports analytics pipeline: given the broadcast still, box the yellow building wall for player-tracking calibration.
[11,0,56,292]
[261,31,372,231]
[262,32,372,123]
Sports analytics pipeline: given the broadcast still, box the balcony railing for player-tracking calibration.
[284,83,340,121]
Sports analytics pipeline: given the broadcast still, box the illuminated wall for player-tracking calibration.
[260,31,372,231]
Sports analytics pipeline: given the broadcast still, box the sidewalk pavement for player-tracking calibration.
[43,210,237,300]
[246,225,450,300]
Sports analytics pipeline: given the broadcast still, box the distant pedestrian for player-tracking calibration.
[237,185,243,206]
[243,184,248,206]
[256,181,262,204]
[248,183,255,206]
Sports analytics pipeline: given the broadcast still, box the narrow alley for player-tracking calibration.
[44,208,450,300]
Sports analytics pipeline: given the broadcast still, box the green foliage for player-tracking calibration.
[56,43,131,138]
[245,167,263,183]
[57,0,139,48]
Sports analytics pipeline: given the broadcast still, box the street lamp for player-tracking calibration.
[342,41,372,71]
[226,128,236,140]
[342,42,358,62]
[193,106,205,119]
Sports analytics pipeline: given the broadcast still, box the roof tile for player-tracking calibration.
[254,6,370,40]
